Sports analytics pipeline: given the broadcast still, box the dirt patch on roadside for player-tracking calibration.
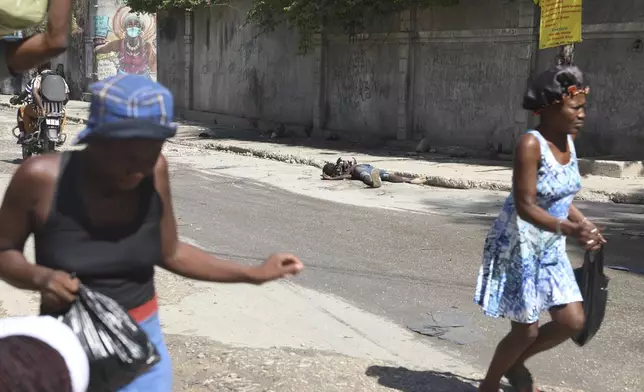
[167,334,398,392]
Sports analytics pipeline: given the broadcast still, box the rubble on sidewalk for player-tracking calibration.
[168,335,586,392]
[168,334,484,392]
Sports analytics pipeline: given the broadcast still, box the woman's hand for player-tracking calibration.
[571,220,606,251]
[251,253,304,284]
[581,219,607,250]
[582,219,606,241]
[37,270,80,312]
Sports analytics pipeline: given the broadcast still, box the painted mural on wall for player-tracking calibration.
[93,5,157,81]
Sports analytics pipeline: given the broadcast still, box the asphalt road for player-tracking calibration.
[0,110,642,392]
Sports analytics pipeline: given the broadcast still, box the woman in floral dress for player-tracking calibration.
[475,66,606,392]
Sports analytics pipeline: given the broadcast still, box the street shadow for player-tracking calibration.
[426,192,644,275]
[0,158,21,165]
[365,365,511,392]
[421,192,504,229]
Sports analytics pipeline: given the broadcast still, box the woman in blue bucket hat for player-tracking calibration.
[0,74,304,391]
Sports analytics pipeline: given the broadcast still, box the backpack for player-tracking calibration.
[39,71,68,102]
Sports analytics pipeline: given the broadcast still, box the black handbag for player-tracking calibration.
[572,246,609,347]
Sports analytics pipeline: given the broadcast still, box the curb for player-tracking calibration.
[1,103,641,205]
[194,141,644,205]
[196,142,513,193]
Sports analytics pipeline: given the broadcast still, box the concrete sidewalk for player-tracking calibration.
[1,96,641,204]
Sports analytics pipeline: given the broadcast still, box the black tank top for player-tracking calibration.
[35,151,163,312]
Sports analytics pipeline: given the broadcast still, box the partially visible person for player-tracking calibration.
[475,66,606,392]
[0,0,72,77]
[0,74,303,391]
[0,315,89,392]
[56,63,65,78]
[13,61,69,143]
[322,157,424,188]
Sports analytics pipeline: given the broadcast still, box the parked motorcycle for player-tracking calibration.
[11,73,68,159]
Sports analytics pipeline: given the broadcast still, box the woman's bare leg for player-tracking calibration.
[478,321,539,392]
[514,302,585,365]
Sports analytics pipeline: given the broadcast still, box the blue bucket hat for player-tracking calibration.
[74,74,177,145]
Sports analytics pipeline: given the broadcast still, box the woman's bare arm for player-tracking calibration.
[5,0,71,72]
[147,43,157,73]
[322,174,351,180]
[568,204,606,245]
[94,40,121,55]
[32,78,43,112]
[513,133,579,236]
[567,204,586,223]
[0,160,56,290]
[154,155,301,284]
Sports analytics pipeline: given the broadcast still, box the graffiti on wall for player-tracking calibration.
[93,5,157,81]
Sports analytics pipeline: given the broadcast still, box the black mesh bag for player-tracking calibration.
[572,247,609,347]
[61,285,160,391]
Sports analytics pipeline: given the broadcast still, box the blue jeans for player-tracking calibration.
[118,312,173,392]
[353,164,390,181]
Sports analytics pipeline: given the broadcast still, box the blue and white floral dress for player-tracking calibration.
[474,130,583,324]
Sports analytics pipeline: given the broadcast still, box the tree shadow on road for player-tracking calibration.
[421,191,503,229]
[365,365,511,392]
[424,192,644,274]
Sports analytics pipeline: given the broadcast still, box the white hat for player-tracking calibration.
[0,316,89,392]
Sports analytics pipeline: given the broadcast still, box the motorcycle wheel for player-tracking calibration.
[41,140,55,154]
[22,145,32,160]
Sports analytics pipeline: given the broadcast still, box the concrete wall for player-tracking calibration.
[60,0,94,99]
[188,3,315,124]
[564,0,644,158]
[157,11,188,108]
[324,40,400,138]
[412,0,535,152]
[158,0,644,158]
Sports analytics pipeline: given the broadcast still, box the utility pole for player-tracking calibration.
[534,0,580,66]
[555,43,575,65]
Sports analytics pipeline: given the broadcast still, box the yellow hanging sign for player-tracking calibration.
[538,0,583,50]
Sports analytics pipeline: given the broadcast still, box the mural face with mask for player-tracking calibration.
[125,15,142,39]
[93,5,157,81]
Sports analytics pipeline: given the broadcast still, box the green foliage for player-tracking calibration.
[247,0,459,52]
[125,0,219,14]
[126,0,459,53]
